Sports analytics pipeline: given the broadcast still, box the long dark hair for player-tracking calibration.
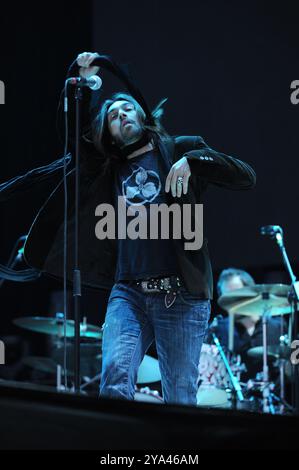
[92,92,169,173]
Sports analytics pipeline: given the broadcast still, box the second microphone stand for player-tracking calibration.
[262,226,299,414]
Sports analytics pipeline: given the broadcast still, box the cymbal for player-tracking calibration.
[137,355,161,384]
[247,345,291,360]
[218,284,292,316]
[14,316,102,339]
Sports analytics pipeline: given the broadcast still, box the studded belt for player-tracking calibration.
[134,275,183,308]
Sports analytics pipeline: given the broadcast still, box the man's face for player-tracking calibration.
[221,275,244,294]
[221,275,257,324]
[107,100,143,148]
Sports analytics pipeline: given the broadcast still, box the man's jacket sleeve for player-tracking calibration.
[181,135,256,190]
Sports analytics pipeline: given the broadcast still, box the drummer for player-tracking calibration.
[207,268,284,379]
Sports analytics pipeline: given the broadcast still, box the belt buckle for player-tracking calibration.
[161,277,171,291]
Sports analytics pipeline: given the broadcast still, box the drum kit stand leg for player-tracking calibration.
[210,330,244,407]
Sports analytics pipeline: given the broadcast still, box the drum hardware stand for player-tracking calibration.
[53,314,92,393]
[246,374,276,413]
[261,300,273,413]
[254,296,278,414]
[56,364,67,392]
[277,334,289,414]
[234,354,247,382]
[55,352,70,393]
[80,373,102,392]
[248,291,291,414]
[261,225,299,414]
[52,313,70,393]
[211,331,244,409]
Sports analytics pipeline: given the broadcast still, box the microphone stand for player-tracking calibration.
[262,226,299,414]
[64,75,102,394]
[73,86,82,393]
[278,236,299,414]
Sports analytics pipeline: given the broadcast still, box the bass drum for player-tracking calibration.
[197,343,231,408]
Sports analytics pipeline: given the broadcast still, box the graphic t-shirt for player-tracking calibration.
[114,148,180,281]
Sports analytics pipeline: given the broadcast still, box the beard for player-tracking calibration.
[115,123,143,148]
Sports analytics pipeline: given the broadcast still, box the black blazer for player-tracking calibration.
[23,132,256,298]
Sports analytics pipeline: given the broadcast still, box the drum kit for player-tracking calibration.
[13,312,162,400]
[197,283,295,414]
[12,283,294,412]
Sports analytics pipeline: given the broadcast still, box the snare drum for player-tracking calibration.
[197,343,231,407]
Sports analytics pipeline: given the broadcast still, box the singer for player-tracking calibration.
[24,52,256,405]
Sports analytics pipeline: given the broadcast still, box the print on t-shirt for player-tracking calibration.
[122,165,162,206]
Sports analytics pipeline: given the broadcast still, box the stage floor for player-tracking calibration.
[0,380,298,450]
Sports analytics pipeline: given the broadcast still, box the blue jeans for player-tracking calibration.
[100,281,210,405]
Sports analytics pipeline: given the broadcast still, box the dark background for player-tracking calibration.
[0,0,298,380]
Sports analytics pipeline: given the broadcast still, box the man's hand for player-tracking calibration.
[165,156,191,197]
[76,52,100,79]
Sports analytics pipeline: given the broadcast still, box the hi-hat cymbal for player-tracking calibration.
[218,284,292,316]
[14,316,102,339]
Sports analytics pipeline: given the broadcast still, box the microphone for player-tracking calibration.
[260,225,284,246]
[67,75,102,91]
[260,225,283,236]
